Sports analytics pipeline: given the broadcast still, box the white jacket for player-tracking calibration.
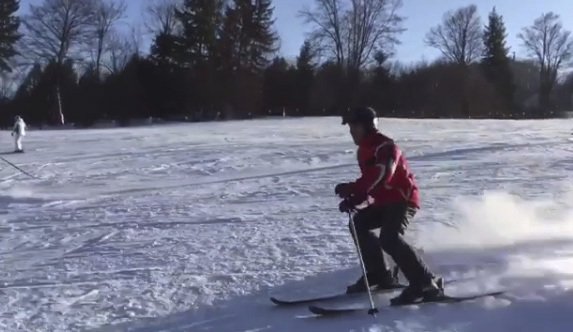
[13,118,26,136]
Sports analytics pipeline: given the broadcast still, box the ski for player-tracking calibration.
[270,276,467,307]
[270,283,407,306]
[390,290,505,307]
[308,290,505,316]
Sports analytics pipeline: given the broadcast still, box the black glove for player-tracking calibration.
[338,199,356,213]
[335,183,353,198]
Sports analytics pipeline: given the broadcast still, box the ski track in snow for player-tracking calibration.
[0,118,572,331]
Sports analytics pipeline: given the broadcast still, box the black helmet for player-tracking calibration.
[342,107,377,127]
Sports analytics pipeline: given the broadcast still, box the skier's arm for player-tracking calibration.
[379,144,401,185]
[349,144,400,202]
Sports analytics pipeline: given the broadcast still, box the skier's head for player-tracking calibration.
[14,115,21,121]
[342,107,378,145]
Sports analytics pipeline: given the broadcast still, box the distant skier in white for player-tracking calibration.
[11,116,26,153]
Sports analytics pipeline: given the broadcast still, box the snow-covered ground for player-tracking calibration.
[0,118,572,332]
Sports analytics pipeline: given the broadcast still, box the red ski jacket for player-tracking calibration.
[347,130,420,209]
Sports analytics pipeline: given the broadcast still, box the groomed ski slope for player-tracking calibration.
[0,117,572,332]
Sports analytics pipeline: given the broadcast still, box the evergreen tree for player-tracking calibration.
[103,55,151,124]
[297,40,315,73]
[218,0,279,117]
[296,40,316,115]
[150,32,181,67]
[482,7,514,115]
[74,66,102,126]
[174,0,225,116]
[175,0,223,67]
[367,51,394,115]
[16,64,42,98]
[148,2,180,67]
[0,0,20,72]
[221,0,279,72]
[219,5,240,72]
[263,56,296,113]
[247,0,279,69]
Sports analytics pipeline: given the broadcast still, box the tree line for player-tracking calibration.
[1,0,573,128]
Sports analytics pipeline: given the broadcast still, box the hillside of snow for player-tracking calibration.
[0,118,572,331]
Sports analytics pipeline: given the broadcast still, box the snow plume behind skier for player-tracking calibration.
[336,106,444,305]
[11,116,26,153]
[417,190,573,251]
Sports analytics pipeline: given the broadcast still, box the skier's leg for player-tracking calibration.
[346,208,396,293]
[379,205,443,303]
[16,135,22,152]
[379,205,433,285]
[349,210,388,275]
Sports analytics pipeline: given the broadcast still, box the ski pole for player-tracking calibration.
[0,156,38,179]
[348,212,379,316]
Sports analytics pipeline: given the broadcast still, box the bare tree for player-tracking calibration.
[145,0,180,36]
[0,57,27,98]
[91,0,126,79]
[22,0,95,65]
[425,5,482,66]
[104,31,136,74]
[21,0,96,124]
[300,0,404,71]
[129,24,146,57]
[0,70,18,99]
[518,12,573,113]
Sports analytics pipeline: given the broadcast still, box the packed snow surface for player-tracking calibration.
[0,118,572,331]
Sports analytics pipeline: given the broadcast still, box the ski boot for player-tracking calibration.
[346,268,401,294]
[390,277,444,305]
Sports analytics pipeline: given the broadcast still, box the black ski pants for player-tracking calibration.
[349,203,434,286]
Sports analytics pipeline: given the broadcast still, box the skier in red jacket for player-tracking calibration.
[336,107,444,305]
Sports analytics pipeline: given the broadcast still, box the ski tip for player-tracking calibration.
[309,305,334,316]
[270,297,291,305]
[270,296,324,306]
[308,305,323,315]
[308,305,361,316]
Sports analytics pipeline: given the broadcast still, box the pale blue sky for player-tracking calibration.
[18,0,573,64]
